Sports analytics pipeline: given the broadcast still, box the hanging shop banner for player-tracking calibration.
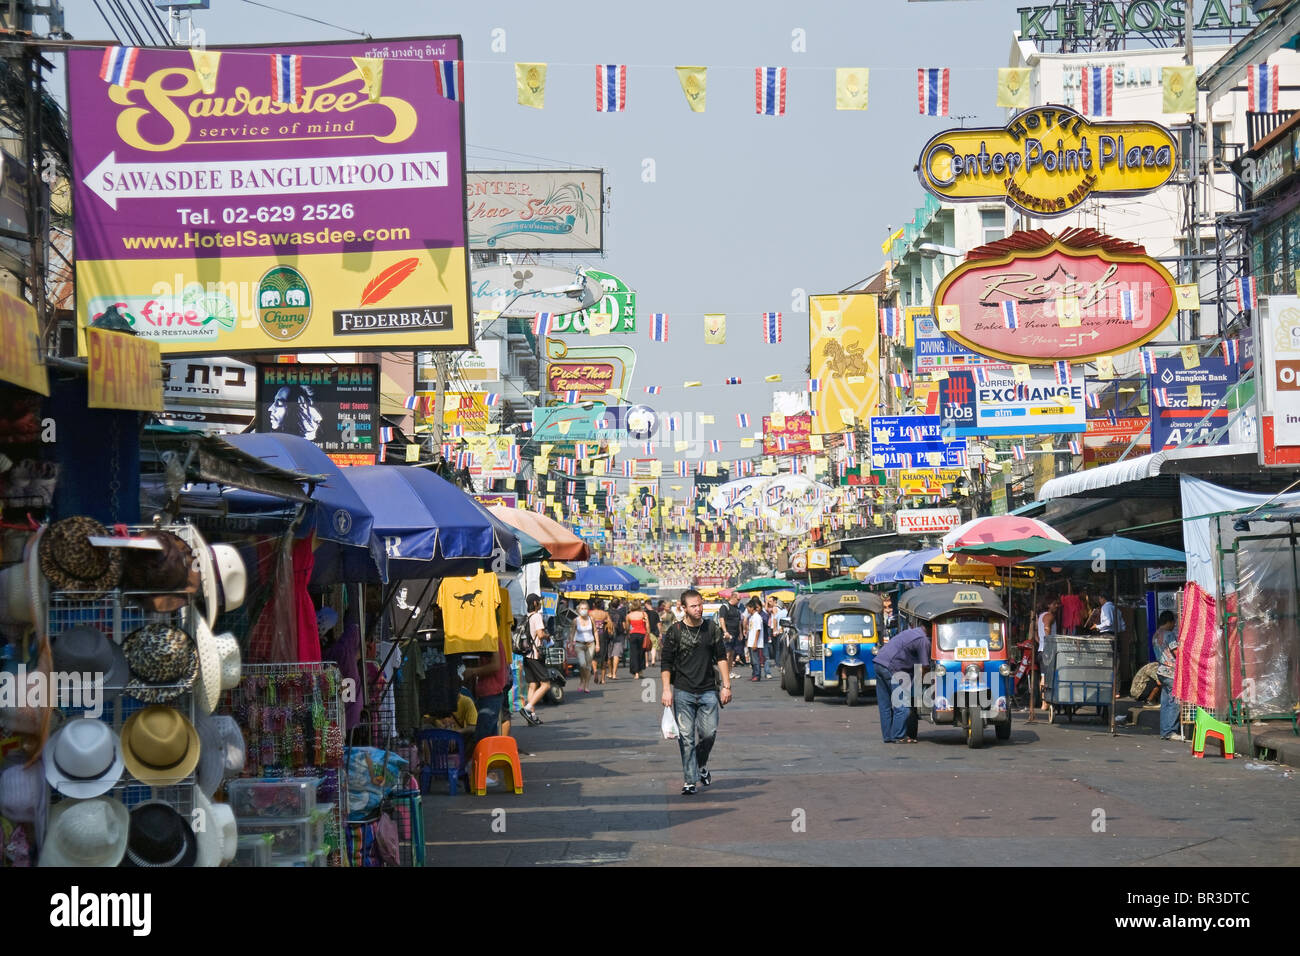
[974,367,1086,436]
[466,170,603,252]
[544,339,637,399]
[917,106,1177,217]
[763,413,813,455]
[1259,296,1300,466]
[474,493,518,508]
[868,415,968,469]
[1148,355,1239,450]
[86,327,164,412]
[899,469,964,496]
[912,309,1006,375]
[416,390,490,430]
[162,356,256,406]
[0,287,48,396]
[933,231,1177,364]
[551,270,636,334]
[68,38,473,355]
[809,293,879,433]
[466,435,518,479]
[1083,418,1150,468]
[896,508,963,535]
[471,264,603,318]
[255,363,378,457]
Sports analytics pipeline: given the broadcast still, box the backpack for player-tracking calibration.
[511,615,534,657]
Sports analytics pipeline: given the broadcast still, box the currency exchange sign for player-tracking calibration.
[67,37,472,355]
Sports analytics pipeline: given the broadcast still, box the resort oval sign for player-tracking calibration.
[917,106,1177,217]
[932,229,1177,364]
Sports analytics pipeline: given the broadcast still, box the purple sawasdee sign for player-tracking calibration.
[66,37,472,355]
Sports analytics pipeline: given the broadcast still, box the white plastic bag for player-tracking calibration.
[661,705,678,740]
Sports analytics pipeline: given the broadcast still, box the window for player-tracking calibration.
[935,615,1005,652]
[980,209,1006,244]
[913,275,923,305]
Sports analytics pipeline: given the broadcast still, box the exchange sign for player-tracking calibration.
[973,367,1086,436]
[68,38,472,355]
[917,106,1177,217]
[1148,356,1239,450]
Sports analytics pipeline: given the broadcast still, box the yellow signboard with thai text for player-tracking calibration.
[0,289,48,396]
[86,327,164,411]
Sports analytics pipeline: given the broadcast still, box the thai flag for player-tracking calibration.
[891,372,911,388]
[724,376,742,385]
[535,312,557,337]
[1221,338,1239,365]
[100,46,139,86]
[451,425,464,438]
[575,443,589,459]
[645,385,662,394]
[953,447,968,467]
[1235,276,1256,312]
[974,367,990,386]
[520,422,533,433]
[484,393,500,407]
[650,313,669,341]
[456,451,472,469]
[709,439,721,454]
[1055,360,1072,384]
[624,461,634,477]
[1107,410,1119,425]
[668,415,679,432]
[1013,445,1026,461]
[508,448,522,468]
[880,308,899,339]
[441,444,455,458]
[1069,440,1082,455]
[434,60,464,101]
[737,413,750,428]
[778,436,789,451]
[1118,289,1137,322]
[379,426,394,444]
[403,395,419,410]
[762,312,783,343]
[642,441,654,455]
[1080,66,1112,117]
[564,390,580,403]
[844,433,856,452]
[676,461,691,477]
[1086,392,1101,409]
[377,444,387,463]
[808,378,821,393]
[271,54,303,105]
[755,66,787,115]
[1152,388,1171,406]
[918,67,949,116]
[1247,63,1279,112]
[1000,301,1019,330]
[596,64,627,111]
[1139,351,1158,375]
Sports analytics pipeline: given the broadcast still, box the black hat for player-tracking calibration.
[121,801,197,868]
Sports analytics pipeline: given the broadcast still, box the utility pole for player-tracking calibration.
[430,352,449,451]
[1185,3,1201,340]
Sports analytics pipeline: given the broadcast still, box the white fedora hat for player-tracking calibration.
[39,795,130,867]
[209,544,246,614]
[44,718,124,799]
[188,525,220,630]
[194,619,241,715]
[193,788,238,867]
[0,526,47,627]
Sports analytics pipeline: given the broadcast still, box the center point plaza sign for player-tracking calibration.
[67,37,473,355]
[933,229,1176,365]
[918,106,1176,218]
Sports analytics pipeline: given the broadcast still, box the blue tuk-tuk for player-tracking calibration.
[782,591,884,707]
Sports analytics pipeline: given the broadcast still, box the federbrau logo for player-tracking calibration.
[50,886,151,937]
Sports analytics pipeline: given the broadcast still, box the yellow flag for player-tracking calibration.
[1187,384,1203,407]
[352,57,383,103]
[1056,297,1082,327]
[1012,364,1032,383]
[704,314,726,344]
[1173,284,1200,310]
[516,62,547,109]
[1180,345,1200,370]
[674,440,688,452]
[937,304,961,332]
[1039,441,1054,452]
[1095,355,1115,380]
[740,438,755,448]
[765,374,782,383]
[541,444,554,457]
[771,412,786,429]
[684,381,702,388]
[700,414,715,425]
[1162,65,1197,114]
[405,444,420,463]
[587,312,613,335]
[190,49,221,94]
[477,310,501,323]
[607,442,621,455]
[558,419,572,435]
[881,226,904,255]
[996,67,1031,108]
[839,409,856,427]
[546,480,556,492]
[705,461,718,477]
[594,459,607,475]
[485,423,500,434]
[676,66,707,112]
[809,434,824,451]
[761,459,778,475]
[835,68,869,110]
[649,460,662,477]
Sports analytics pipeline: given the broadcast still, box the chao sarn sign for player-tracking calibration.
[933,229,1176,364]
[917,106,1176,217]
[466,170,603,252]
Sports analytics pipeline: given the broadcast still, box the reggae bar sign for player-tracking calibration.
[917,106,1176,217]
[933,229,1176,364]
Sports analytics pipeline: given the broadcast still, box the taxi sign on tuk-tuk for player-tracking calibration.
[839,593,859,603]
[953,590,983,604]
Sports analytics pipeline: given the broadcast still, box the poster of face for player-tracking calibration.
[255,363,379,458]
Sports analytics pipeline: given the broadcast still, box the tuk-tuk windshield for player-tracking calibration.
[825,611,875,641]
[935,614,1005,652]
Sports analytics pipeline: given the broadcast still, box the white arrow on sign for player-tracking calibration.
[84,150,448,210]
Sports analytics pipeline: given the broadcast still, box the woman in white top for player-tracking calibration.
[746,597,766,682]
[572,601,598,693]
[1036,599,1059,710]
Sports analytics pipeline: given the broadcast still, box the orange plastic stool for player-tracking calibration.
[469,735,524,795]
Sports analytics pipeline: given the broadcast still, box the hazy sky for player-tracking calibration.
[69,0,1080,462]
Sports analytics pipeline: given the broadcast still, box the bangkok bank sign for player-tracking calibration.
[933,229,1176,364]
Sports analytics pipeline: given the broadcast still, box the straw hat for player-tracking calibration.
[0,757,46,823]
[208,544,246,614]
[120,705,200,787]
[121,801,197,868]
[38,516,123,597]
[43,718,124,799]
[194,618,241,716]
[122,624,197,703]
[193,788,238,867]
[0,526,48,626]
[50,626,129,704]
[38,796,130,868]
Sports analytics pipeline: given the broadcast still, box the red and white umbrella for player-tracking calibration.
[941,515,1069,557]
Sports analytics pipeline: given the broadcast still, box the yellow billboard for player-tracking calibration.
[899,469,963,496]
[810,293,879,433]
[0,288,48,396]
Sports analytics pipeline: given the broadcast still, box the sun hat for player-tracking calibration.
[208,544,246,613]
[211,714,246,777]
[38,796,130,867]
[121,801,197,868]
[122,624,198,703]
[50,626,129,703]
[194,710,246,797]
[38,516,123,597]
[194,618,241,715]
[120,530,199,613]
[193,788,238,867]
[43,718,124,799]
[0,757,45,823]
[120,705,200,787]
[0,526,48,626]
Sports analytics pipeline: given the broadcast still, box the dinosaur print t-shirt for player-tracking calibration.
[438,571,501,654]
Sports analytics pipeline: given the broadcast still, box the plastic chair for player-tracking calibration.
[1193,707,1236,759]
[469,735,523,796]
[416,729,466,796]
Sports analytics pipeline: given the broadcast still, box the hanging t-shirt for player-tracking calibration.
[438,571,501,654]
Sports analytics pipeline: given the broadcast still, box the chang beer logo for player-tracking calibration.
[256,266,311,341]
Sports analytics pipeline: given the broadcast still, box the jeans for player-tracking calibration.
[1159,676,1179,737]
[672,688,719,785]
[474,692,504,741]
[750,647,765,679]
[874,664,911,742]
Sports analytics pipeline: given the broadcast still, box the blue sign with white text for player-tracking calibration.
[1148,357,1239,450]
[869,415,967,469]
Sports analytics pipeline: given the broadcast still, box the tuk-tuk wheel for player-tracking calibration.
[967,708,984,748]
[1047,704,1056,724]
[803,674,816,702]
[845,674,860,707]
[995,715,1011,741]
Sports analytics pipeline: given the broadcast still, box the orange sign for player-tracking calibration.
[547,361,617,396]
[0,289,48,396]
[1083,419,1149,468]
[328,453,377,467]
[438,391,489,430]
[86,327,162,411]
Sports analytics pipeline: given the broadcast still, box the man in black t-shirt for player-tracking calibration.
[661,589,732,795]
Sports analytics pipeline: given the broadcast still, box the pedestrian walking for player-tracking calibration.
[626,599,650,679]
[1036,598,1059,711]
[571,601,598,692]
[660,589,731,795]
[519,594,551,726]
[607,598,627,680]
[719,591,745,680]
[872,623,930,743]
[646,600,664,667]
[589,598,610,685]
[745,596,766,681]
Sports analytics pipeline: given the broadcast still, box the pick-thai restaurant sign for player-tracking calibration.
[255,363,378,458]
[68,38,473,355]
[1259,296,1300,466]
[86,328,164,412]
[548,361,618,397]
[763,413,813,455]
[1083,419,1149,469]
[897,508,963,535]
[1148,356,1239,450]
[0,287,48,396]
[917,106,1177,218]
[466,170,603,252]
[974,367,1086,436]
[933,230,1176,364]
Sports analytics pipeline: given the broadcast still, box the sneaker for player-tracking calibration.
[680,783,697,796]
[522,708,542,726]
[750,677,759,682]
[1162,732,1186,741]
[699,767,711,787]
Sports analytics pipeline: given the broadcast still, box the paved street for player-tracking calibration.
[425,674,1300,866]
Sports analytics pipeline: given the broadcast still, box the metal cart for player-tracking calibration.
[1043,635,1114,725]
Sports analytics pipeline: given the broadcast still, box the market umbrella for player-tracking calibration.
[622,565,659,587]
[488,506,591,561]
[735,576,794,591]
[567,565,640,592]
[869,548,943,585]
[849,550,910,582]
[950,536,1070,567]
[807,575,870,592]
[509,525,550,565]
[942,515,1069,554]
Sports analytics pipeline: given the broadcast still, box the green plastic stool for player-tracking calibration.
[1193,707,1236,759]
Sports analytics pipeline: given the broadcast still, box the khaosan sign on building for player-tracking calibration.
[68,38,473,355]
[466,170,603,252]
[917,106,1176,218]
[809,293,879,433]
[933,230,1176,365]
